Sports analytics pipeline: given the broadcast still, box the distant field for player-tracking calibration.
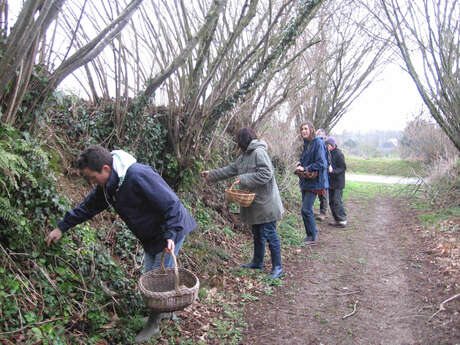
[345,156,426,177]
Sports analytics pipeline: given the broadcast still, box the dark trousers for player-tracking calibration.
[301,190,318,240]
[318,191,328,215]
[329,189,347,222]
[251,221,282,269]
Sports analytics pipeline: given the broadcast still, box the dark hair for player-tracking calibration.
[77,146,113,172]
[300,121,316,141]
[236,127,258,151]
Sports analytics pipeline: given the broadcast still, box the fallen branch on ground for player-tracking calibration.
[342,300,358,319]
[429,293,460,320]
[302,290,361,296]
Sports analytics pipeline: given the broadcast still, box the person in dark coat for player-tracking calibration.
[295,121,329,245]
[45,146,197,343]
[325,137,347,227]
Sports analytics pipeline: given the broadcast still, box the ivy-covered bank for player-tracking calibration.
[0,121,301,344]
[0,124,146,343]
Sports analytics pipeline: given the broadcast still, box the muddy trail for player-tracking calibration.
[242,196,459,345]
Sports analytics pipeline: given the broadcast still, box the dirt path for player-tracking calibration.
[242,196,459,345]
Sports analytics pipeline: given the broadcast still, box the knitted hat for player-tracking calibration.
[325,137,336,147]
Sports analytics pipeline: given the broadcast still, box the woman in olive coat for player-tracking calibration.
[201,128,284,279]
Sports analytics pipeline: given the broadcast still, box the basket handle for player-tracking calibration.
[229,179,239,190]
[160,250,180,292]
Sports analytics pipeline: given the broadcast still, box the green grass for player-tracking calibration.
[346,156,426,177]
[343,180,409,200]
[416,206,460,227]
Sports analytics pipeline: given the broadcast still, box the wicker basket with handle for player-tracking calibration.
[225,180,255,207]
[139,251,199,312]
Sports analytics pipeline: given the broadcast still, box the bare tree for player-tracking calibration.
[166,0,324,167]
[376,0,460,151]
[0,0,66,124]
[0,0,144,126]
[283,0,389,133]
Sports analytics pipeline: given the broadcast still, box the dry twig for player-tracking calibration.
[342,300,358,319]
[429,293,460,320]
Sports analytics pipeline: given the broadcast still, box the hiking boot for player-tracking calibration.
[329,221,346,228]
[135,312,160,343]
[241,262,263,269]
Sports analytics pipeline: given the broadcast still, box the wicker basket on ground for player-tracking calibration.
[225,180,255,207]
[139,251,199,312]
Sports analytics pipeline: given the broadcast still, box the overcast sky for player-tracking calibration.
[10,1,425,136]
[333,63,424,134]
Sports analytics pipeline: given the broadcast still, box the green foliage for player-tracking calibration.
[346,156,426,177]
[0,124,62,234]
[207,302,246,345]
[277,213,304,246]
[48,94,171,178]
[123,107,169,172]
[416,207,460,228]
[0,125,144,343]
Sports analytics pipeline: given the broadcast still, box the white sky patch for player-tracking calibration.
[334,62,424,134]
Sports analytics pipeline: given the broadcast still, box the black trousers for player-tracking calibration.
[318,192,328,215]
[328,188,347,222]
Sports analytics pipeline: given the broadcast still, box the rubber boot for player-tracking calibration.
[135,312,161,343]
[268,245,283,279]
[241,262,263,269]
[241,228,265,269]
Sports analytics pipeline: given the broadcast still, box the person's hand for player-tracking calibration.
[234,177,240,185]
[165,239,175,254]
[328,165,333,173]
[295,165,305,173]
[46,229,62,246]
[200,170,210,180]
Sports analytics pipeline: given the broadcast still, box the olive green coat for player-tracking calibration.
[209,140,284,225]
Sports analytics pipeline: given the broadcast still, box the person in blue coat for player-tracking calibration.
[45,146,197,343]
[295,121,329,245]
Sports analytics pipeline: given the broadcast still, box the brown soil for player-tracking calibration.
[242,196,460,345]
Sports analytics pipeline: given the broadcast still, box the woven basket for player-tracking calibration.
[139,251,199,312]
[225,180,255,207]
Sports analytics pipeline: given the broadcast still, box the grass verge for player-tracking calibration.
[346,156,426,177]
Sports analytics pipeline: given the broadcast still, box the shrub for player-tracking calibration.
[0,124,144,343]
[399,116,458,164]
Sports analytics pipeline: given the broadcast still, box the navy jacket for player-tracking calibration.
[329,147,346,190]
[58,163,197,255]
[298,136,329,191]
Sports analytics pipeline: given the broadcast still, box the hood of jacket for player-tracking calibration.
[111,150,137,187]
[246,139,268,152]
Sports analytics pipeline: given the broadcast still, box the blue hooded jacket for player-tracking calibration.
[298,136,330,191]
[58,161,197,256]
